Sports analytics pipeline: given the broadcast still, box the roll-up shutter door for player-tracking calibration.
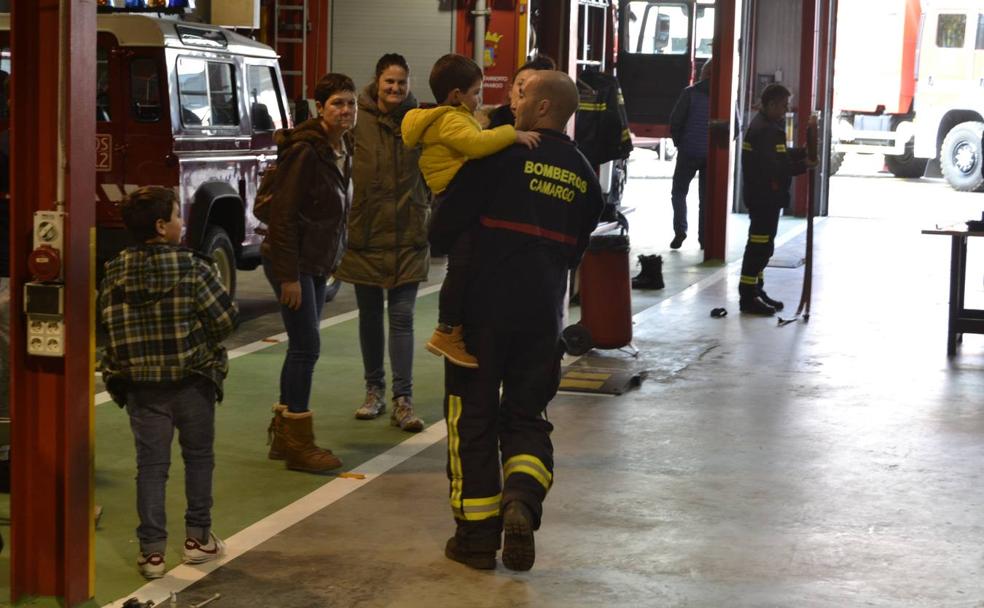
[331,0,456,104]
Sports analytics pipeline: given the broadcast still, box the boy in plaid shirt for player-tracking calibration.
[100,186,238,579]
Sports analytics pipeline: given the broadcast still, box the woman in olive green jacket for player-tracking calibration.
[335,53,430,432]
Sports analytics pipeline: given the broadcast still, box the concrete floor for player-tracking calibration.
[107,151,984,607]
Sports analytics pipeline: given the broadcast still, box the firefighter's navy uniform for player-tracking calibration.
[739,110,808,308]
[429,129,604,556]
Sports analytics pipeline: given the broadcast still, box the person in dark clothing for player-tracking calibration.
[429,71,604,572]
[486,54,556,129]
[262,73,355,473]
[738,83,815,315]
[668,59,712,249]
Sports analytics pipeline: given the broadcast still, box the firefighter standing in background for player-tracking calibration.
[428,71,604,571]
[738,83,816,315]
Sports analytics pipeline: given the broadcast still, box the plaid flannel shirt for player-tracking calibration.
[99,244,238,406]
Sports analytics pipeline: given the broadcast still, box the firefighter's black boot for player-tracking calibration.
[758,289,784,312]
[631,254,664,290]
[501,501,536,572]
[739,295,777,316]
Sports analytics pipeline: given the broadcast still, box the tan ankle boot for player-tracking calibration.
[281,410,343,473]
[267,404,287,460]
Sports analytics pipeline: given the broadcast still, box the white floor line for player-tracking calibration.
[100,222,814,605]
[95,283,445,406]
[103,422,448,608]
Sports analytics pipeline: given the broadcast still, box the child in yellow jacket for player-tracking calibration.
[403,53,539,368]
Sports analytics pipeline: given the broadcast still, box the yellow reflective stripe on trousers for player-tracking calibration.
[447,395,464,515]
[740,275,759,285]
[503,454,553,491]
[579,102,608,111]
[748,234,771,244]
[742,142,752,151]
[775,144,787,153]
[460,493,502,521]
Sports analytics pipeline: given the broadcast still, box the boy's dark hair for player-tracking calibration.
[429,54,482,104]
[314,73,356,105]
[375,53,410,80]
[515,54,556,78]
[761,83,791,107]
[120,186,177,242]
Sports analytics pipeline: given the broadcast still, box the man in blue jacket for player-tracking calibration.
[429,70,604,572]
[668,59,712,249]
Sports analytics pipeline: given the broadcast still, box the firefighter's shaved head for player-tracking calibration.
[516,71,579,131]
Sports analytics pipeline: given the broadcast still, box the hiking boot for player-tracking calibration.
[669,232,686,249]
[281,410,343,473]
[426,324,478,369]
[182,531,225,564]
[444,536,496,570]
[137,551,165,579]
[631,254,665,290]
[267,404,287,460]
[354,386,386,420]
[739,296,777,316]
[759,289,784,312]
[501,501,536,572]
[391,395,424,433]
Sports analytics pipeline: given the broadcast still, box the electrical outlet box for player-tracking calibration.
[33,210,65,256]
[24,282,65,357]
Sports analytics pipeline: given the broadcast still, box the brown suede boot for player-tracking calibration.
[281,410,343,473]
[267,404,287,460]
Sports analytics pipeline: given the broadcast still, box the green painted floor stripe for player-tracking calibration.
[81,291,444,605]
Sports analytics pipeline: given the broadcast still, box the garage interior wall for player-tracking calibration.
[330,0,457,103]
[753,0,802,110]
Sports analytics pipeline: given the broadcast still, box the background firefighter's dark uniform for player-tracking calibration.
[429,129,604,550]
[739,111,808,299]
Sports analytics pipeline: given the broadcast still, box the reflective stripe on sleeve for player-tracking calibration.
[742,142,752,151]
[503,454,553,492]
[775,144,787,153]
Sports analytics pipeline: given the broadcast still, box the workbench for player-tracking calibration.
[922,225,984,356]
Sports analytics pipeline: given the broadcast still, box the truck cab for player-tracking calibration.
[0,14,292,297]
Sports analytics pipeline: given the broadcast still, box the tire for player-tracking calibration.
[202,226,236,299]
[829,152,845,176]
[940,120,984,192]
[325,276,342,302]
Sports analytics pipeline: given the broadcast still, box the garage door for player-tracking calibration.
[331,0,457,104]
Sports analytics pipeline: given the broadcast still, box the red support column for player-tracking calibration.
[10,1,96,605]
[704,0,738,262]
[793,0,817,216]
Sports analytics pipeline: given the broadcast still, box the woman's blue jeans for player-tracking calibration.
[263,259,326,413]
[353,282,418,398]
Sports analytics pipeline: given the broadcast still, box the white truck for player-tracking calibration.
[832,0,984,191]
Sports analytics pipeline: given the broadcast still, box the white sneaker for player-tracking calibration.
[182,532,225,564]
[137,551,165,579]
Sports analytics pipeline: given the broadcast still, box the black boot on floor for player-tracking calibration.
[759,289,784,311]
[669,232,686,249]
[739,296,777,316]
[632,254,665,290]
[501,501,536,572]
[444,536,496,570]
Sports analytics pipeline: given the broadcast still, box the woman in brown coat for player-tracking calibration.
[334,54,430,432]
[263,73,355,473]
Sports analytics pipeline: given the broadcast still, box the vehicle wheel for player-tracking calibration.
[940,120,984,192]
[203,226,236,299]
[325,276,342,302]
[829,151,845,176]
[885,129,928,178]
[562,324,592,356]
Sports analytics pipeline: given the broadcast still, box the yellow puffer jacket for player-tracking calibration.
[401,105,516,193]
